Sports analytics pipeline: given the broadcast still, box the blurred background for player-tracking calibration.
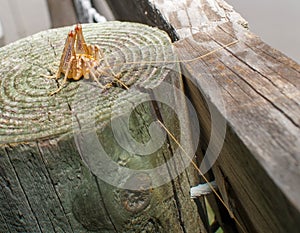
[0,0,114,46]
[0,0,299,63]
[226,0,300,63]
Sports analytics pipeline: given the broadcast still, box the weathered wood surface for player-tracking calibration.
[107,0,300,233]
[0,22,204,232]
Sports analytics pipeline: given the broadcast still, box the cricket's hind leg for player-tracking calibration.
[82,58,113,90]
[90,62,129,90]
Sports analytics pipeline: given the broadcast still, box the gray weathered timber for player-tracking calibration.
[107,0,300,233]
[0,22,205,232]
[176,27,300,233]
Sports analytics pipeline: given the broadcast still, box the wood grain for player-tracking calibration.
[175,26,300,232]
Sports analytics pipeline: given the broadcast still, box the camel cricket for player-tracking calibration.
[43,24,115,95]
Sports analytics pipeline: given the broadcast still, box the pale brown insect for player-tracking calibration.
[43,24,115,95]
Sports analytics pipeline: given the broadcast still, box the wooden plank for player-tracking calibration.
[175,27,300,233]
[106,0,300,232]
[106,0,248,40]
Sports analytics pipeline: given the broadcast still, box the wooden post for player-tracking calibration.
[106,0,300,233]
[0,22,204,232]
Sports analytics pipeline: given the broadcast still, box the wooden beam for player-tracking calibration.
[175,26,300,232]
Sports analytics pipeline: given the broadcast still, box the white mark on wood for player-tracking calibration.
[190,181,218,198]
[153,0,249,39]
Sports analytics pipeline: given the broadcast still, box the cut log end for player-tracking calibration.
[0,21,176,145]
